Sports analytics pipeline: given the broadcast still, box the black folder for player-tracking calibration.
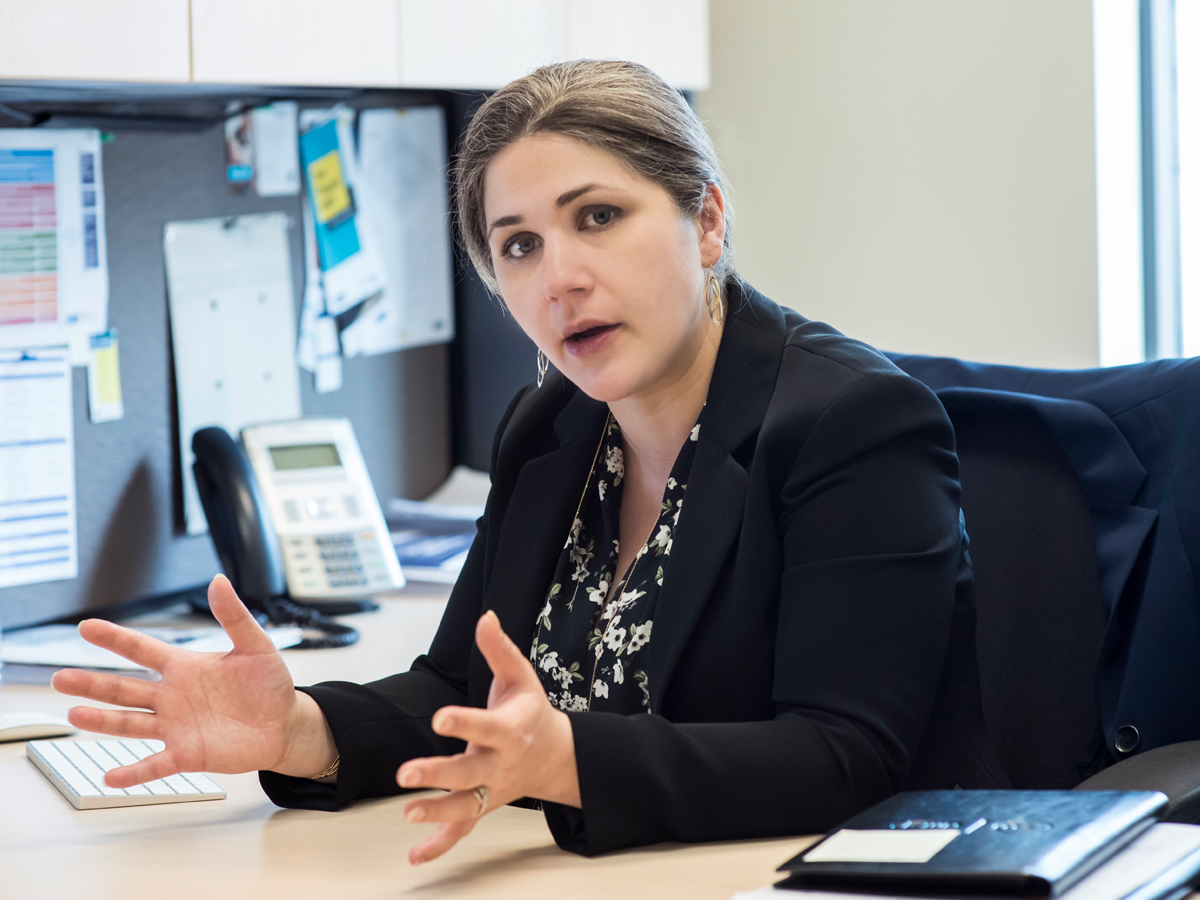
[777,790,1168,896]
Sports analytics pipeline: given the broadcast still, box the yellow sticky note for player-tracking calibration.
[307,150,353,225]
[87,330,124,423]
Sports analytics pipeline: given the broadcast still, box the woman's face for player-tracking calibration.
[483,133,724,405]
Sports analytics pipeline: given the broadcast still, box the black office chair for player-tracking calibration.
[893,354,1200,821]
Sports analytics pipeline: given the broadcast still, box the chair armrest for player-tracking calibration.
[1075,741,1200,823]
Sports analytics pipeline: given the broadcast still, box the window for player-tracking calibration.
[1093,0,1198,363]
[1178,0,1199,356]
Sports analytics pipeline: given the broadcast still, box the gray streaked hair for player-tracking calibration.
[453,59,735,294]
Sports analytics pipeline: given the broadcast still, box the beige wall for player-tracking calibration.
[696,0,1100,368]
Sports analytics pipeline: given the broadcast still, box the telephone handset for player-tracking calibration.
[191,421,398,649]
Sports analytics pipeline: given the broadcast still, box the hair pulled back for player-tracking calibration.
[454,59,735,293]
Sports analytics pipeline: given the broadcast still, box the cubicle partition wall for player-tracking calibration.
[0,86,470,630]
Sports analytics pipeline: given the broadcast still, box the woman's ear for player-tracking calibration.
[697,183,727,269]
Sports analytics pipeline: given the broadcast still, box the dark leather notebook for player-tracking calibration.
[777,790,1168,896]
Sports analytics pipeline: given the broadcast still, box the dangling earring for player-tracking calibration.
[536,349,549,388]
[705,269,725,326]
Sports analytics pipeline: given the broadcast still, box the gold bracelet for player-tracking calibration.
[310,755,340,780]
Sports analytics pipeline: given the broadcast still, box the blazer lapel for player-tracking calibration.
[643,438,748,711]
[470,391,608,704]
[644,283,789,710]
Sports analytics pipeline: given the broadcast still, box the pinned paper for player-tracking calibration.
[0,129,109,364]
[307,149,354,226]
[0,346,78,589]
[163,213,302,534]
[314,314,343,394]
[224,114,254,190]
[298,108,386,316]
[86,328,123,422]
[251,102,300,197]
[341,107,455,357]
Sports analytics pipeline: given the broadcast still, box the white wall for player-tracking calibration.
[696,0,1100,368]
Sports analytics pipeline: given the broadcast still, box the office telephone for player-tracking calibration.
[191,418,404,648]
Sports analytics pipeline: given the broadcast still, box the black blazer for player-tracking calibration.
[261,283,1007,854]
[891,352,1200,762]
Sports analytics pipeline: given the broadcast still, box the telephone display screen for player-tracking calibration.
[268,443,342,471]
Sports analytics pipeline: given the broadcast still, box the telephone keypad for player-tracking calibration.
[282,531,394,596]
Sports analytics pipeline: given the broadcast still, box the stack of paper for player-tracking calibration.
[2,623,302,673]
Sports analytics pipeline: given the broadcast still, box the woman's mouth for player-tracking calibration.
[564,323,619,355]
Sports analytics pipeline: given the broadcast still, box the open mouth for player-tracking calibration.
[566,324,618,344]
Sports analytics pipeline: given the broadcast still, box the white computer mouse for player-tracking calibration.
[0,711,77,743]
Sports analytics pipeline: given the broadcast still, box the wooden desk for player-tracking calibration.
[0,591,811,899]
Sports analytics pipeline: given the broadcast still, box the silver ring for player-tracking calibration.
[471,785,488,817]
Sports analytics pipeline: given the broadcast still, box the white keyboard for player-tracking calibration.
[27,739,226,809]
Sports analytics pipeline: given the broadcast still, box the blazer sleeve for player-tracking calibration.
[542,372,964,854]
[258,388,530,810]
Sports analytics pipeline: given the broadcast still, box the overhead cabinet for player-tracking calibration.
[0,0,191,83]
[2,0,708,91]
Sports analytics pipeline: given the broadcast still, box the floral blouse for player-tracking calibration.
[530,414,700,714]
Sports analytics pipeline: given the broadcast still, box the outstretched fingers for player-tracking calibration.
[52,668,158,711]
[408,819,478,866]
[207,574,276,655]
[103,749,179,790]
[66,706,158,742]
[76,619,171,673]
[405,788,489,824]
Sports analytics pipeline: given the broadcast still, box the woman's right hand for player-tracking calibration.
[51,574,337,789]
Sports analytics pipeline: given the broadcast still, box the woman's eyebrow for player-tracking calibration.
[556,183,601,207]
[487,214,522,237]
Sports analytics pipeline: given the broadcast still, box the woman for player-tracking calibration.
[54,60,1006,864]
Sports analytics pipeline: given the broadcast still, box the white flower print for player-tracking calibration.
[564,516,582,549]
[605,445,624,484]
[586,579,609,605]
[673,497,683,527]
[605,623,627,652]
[539,651,559,672]
[651,523,672,555]
[594,680,609,699]
[598,478,606,501]
[627,621,653,654]
[690,424,700,441]
[567,692,588,712]
[613,659,624,684]
[617,588,645,611]
[667,477,677,490]
[634,670,651,706]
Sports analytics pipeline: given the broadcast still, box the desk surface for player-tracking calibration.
[0,591,811,899]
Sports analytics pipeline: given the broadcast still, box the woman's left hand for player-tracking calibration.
[397,610,581,865]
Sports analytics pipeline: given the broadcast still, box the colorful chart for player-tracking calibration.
[0,148,58,326]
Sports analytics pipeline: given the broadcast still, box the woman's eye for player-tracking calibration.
[583,207,618,228]
[507,235,538,258]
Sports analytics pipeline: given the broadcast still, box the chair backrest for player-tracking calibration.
[951,409,1109,789]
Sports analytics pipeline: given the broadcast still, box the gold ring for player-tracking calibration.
[471,785,488,817]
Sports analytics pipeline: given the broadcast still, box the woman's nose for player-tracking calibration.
[541,236,591,300]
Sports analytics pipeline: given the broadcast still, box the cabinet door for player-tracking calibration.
[567,0,709,90]
[0,0,190,82]
[398,0,565,89]
[191,0,401,86]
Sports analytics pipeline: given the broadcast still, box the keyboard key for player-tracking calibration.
[57,742,127,797]
[33,742,103,797]
[162,774,200,795]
